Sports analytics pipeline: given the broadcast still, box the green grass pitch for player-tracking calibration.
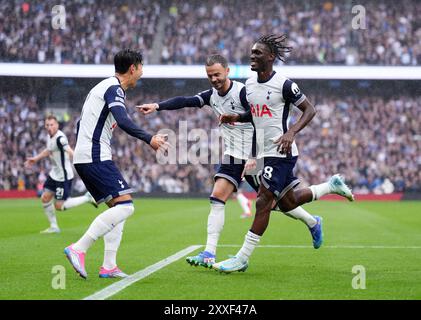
[0,198,420,300]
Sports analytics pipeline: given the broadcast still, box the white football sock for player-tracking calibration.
[236,193,251,213]
[236,230,261,261]
[205,199,225,255]
[60,195,90,211]
[309,183,331,201]
[284,206,317,228]
[42,199,58,229]
[103,220,126,270]
[73,203,134,253]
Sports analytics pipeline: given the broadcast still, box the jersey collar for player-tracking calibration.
[217,79,234,97]
[257,71,276,83]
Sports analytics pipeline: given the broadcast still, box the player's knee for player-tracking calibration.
[210,189,231,202]
[41,193,53,204]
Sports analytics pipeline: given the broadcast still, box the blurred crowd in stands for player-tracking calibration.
[0,0,419,66]
[1,90,419,194]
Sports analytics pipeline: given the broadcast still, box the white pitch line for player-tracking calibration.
[219,244,421,249]
[83,245,202,300]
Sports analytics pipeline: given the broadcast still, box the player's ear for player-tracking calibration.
[226,67,230,75]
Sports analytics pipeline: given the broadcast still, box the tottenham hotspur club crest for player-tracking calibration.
[266,90,272,100]
[118,180,125,189]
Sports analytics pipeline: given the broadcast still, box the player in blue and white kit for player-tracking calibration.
[138,54,326,269]
[25,115,96,234]
[64,49,169,279]
[215,34,354,273]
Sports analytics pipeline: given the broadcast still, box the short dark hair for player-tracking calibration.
[205,54,228,68]
[114,49,143,74]
[257,34,292,62]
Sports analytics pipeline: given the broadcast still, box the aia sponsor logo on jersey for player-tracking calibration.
[250,104,273,117]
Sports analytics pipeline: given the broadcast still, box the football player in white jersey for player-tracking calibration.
[64,49,169,279]
[215,34,355,273]
[137,54,329,269]
[24,115,97,234]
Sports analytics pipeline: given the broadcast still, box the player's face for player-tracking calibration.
[129,63,143,88]
[205,63,229,91]
[250,43,273,71]
[45,119,59,137]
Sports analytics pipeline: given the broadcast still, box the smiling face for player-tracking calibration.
[205,63,229,91]
[250,42,275,72]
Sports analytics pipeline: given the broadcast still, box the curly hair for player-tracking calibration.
[257,34,292,62]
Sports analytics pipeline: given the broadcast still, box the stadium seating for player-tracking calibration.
[0,0,419,65]
[1,91,419,194]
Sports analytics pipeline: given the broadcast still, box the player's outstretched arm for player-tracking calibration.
[24,149,50,167]
[110,105,154,144]
[137,103,159,114]
[137,96,203,115]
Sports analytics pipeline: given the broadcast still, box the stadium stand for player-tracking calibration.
[1,88,419,194]
[0,0,419,65]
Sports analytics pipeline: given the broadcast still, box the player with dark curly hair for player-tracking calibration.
[214,35,355,273]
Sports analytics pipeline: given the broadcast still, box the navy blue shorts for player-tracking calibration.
[43,176,73,201]
[244,175,260,193]
[214,155,246,191]
[260,157,300,200]
[74,160,133,204]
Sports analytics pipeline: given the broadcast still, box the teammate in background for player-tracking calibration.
[24,115,97,234]
[138,54,324,270]
[215,34,354,273]
[63,49,169,279]
[236,187,252,218]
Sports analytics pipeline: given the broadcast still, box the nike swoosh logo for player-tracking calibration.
[246,92,253,96]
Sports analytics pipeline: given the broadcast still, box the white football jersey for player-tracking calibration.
[46,130,74,181]
[74,76,125,164]
[196,80,254,160]
[245,72,306,158]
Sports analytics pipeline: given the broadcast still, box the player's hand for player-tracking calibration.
[24,157,36,168]
[273,130,295,155]
[241,158,257,178]
[136,103,159,115]
[219,113,239,126]
[150,134,170,151]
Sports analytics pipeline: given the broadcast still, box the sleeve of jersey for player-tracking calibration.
[110,106,153,144]
[282,79,306,106]
[56,136,65,151]
[104,85,127,109]
[157,91,210,111]
[237,87,253,122]
[57,135,71,151]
